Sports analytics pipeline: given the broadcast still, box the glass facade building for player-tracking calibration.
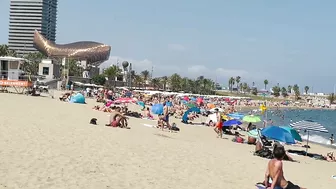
[8,0,58,56]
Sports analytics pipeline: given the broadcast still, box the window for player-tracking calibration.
[42,67,49,75]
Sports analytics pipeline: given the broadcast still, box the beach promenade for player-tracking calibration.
[0,93,335,189]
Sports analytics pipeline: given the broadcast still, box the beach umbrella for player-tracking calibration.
[197,97,203,103]
[223,119,242,127]
[190,97,196,101]
[114,97,136,103]
[247,129,259,138]
[209,108,224,112]
[181,100,187,104]
[243,115,261,123]
[182,107,201,123]
[137,101,145,108]
[183,96,190,101]
[228,113,245,120]
[261,126,296,144]
[280,126,302,142]
[186,103,196,108]
[151,104,164,115]
[207,103,215,109]
[290,120,328,153]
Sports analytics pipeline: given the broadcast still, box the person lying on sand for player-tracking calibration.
[105,107,130,129]
[264,146,306,189]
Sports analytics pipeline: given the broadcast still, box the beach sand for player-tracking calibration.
[0,92,335,189]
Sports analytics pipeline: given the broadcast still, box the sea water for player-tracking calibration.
[265,109,336,147]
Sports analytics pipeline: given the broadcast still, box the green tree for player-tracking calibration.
[141,70,150,83]
[292,84,300,100]
[228,77,235,92]
[251,87,258,95]
[160,76,168,91]
[264,79,269,90]
[134,74,143,89]
[287,85,292,94]
[304,86,309,94]
[151,77,161,89]
[91,74,106,85]
[281,87,288,97]
[169,73,182,91]
[180,77,188,91]
[235,76,241,93]
[239,82,243,93]
[23,52,46,75]
[104,65,121,85]
[327,93,335,105]
[0,44,17,57]
[242,82,248,93]
[272,86,281,97]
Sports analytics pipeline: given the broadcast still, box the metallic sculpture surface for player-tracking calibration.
[33,30,111,65]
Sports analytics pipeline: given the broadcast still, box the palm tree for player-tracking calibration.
[281,87,288,97]
[242,82,248,93]
[287,85,292,94]
[228,77,235,92]
[327,93,335,105]
[235,76,241,93]
[239,83,243,93]
[104,65,121,87]
[141,70,150,84]
[160,76,168,91]
[264,79,269,90]
[292,84,300,100]
[169,73,182,91]
[304,86,309,95]
[151,78,161,90]
[134,74,143,89]
[180,77,188,92]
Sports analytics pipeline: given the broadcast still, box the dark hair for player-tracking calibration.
[273,146,286,160]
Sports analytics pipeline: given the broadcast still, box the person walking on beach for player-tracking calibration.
[163,101,171,130]
[264,146,306,189]
[213,109,223,138]
[330,134,334,145]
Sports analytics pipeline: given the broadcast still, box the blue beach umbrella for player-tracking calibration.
[223,119,242,127]
[182,107,201,123]
[280,126,302,142]
[151,104,164,115]
[261,126,296,144]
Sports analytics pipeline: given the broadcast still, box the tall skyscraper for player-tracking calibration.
[8,0,58,56]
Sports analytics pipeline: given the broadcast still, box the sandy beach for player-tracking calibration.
[0,93,335,189]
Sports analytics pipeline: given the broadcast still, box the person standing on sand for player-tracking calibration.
[163,101,171,130]
[264,146,306,189]
[330,134,334,145]
[213,109,223,138]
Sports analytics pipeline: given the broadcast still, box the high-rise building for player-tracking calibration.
[8,0,58,56]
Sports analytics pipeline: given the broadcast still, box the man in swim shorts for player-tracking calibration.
[162,101,171,130]
[264,146,306,189]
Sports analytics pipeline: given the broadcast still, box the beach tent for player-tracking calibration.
[70,93,86,104]
[182,107,201,123]
[290,120,328,153]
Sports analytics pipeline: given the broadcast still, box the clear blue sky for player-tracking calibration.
[1,0,336,92]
